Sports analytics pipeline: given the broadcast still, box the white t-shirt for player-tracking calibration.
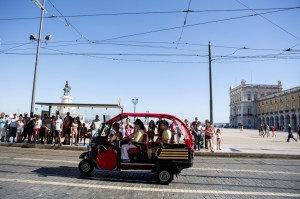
[34,119,42,129]
[55,118,63,131]
[92,119,101,131]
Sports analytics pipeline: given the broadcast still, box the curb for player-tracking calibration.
[1,143,299,159]
[194,151,300,159]
[0,142,86,151]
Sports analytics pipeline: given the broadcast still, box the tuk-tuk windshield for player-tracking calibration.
[93,123,111,138]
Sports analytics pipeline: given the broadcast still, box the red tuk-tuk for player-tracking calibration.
[79,112,193,184]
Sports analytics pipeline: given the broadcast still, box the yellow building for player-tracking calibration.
[257,86,300,131]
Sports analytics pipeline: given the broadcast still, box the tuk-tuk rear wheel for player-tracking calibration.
[156,168,174,185]
[79,160,94,175]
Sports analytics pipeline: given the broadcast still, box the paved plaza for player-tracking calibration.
[0,128,299,198]
[203,128,300,156]
[1,128,299,158]
[0,147,300,199]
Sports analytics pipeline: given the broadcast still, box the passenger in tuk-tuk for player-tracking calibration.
[110,123,123,149]
[147,120,172,160]
[120,119,145,163]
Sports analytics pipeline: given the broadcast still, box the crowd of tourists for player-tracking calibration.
[0,111,92,145]
[184,117,222,152]
[0,111,222,152]
[258,123,300,142]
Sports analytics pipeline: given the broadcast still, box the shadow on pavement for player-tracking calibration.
[32,166,156,184]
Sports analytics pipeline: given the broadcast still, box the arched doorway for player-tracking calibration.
[285,115,291,131]
[275,116,279,130]
[279,115,285,131]
[266,117,270,126]
[291,114,297,132]
[270,116,274,127]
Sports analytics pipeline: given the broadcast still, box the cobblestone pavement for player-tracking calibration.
[0,147,299,199]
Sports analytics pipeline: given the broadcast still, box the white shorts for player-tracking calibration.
[17,127,24,133]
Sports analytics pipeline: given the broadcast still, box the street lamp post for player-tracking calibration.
[30,0,46,116]
[132,97,138,120]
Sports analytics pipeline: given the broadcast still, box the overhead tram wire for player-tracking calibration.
[0,42,33,53]
[42,47,208,57]
[93,8,299,43]
[47,0,90,42]
[176,0,192,44]
[1,7,300,21]
[235,0,300,41]
[40,47,207,64]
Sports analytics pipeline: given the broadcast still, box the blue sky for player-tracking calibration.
[0,0,299,122]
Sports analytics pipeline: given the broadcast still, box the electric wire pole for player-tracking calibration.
[208,41,213,124]
[30,0,46,116]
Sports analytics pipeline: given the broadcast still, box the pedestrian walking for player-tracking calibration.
[22,112,30,143]
[71,117,78,145]
[16,116,24,143]
[205,122,214,152]
[33,115,42,144]
[63,112,72,145]
[76,116,81,144]
[27,115,35,143]
[297,125,300,141]
[271,126,276,137]
[80,123,88,145]
[91,115,101,137]
[216,128,223,150]
[191,121,202,151]
[45,116,52,144]
[240,125,243,133]
[147,120,156,142]
[54,112,63,145]
[0,112,8,142]
[39,114,48,144]
[8,113,18,142]
[287,124,297,142]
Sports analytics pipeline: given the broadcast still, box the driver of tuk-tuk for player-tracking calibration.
[147,120,171,160]
[110,123,123,149]
[120,119,145,163]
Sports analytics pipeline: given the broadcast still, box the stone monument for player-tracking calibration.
[57,81,77,119]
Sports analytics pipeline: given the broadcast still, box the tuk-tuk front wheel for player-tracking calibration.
[156,168,174,185]
[79,160,94,175]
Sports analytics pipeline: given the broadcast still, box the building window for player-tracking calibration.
[254,93,257,100]
[286,100,289,111]
[247,107,251,115]
[261,93,265,98]
[280,103,283,111]
[270,104,273,112]
[292,101,295,109]
[247,92,251,100]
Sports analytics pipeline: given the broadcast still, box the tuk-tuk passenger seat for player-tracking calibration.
[128,132,148,153]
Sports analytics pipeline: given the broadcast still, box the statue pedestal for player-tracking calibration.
[58,95,76,116]
[61,95,73,104]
